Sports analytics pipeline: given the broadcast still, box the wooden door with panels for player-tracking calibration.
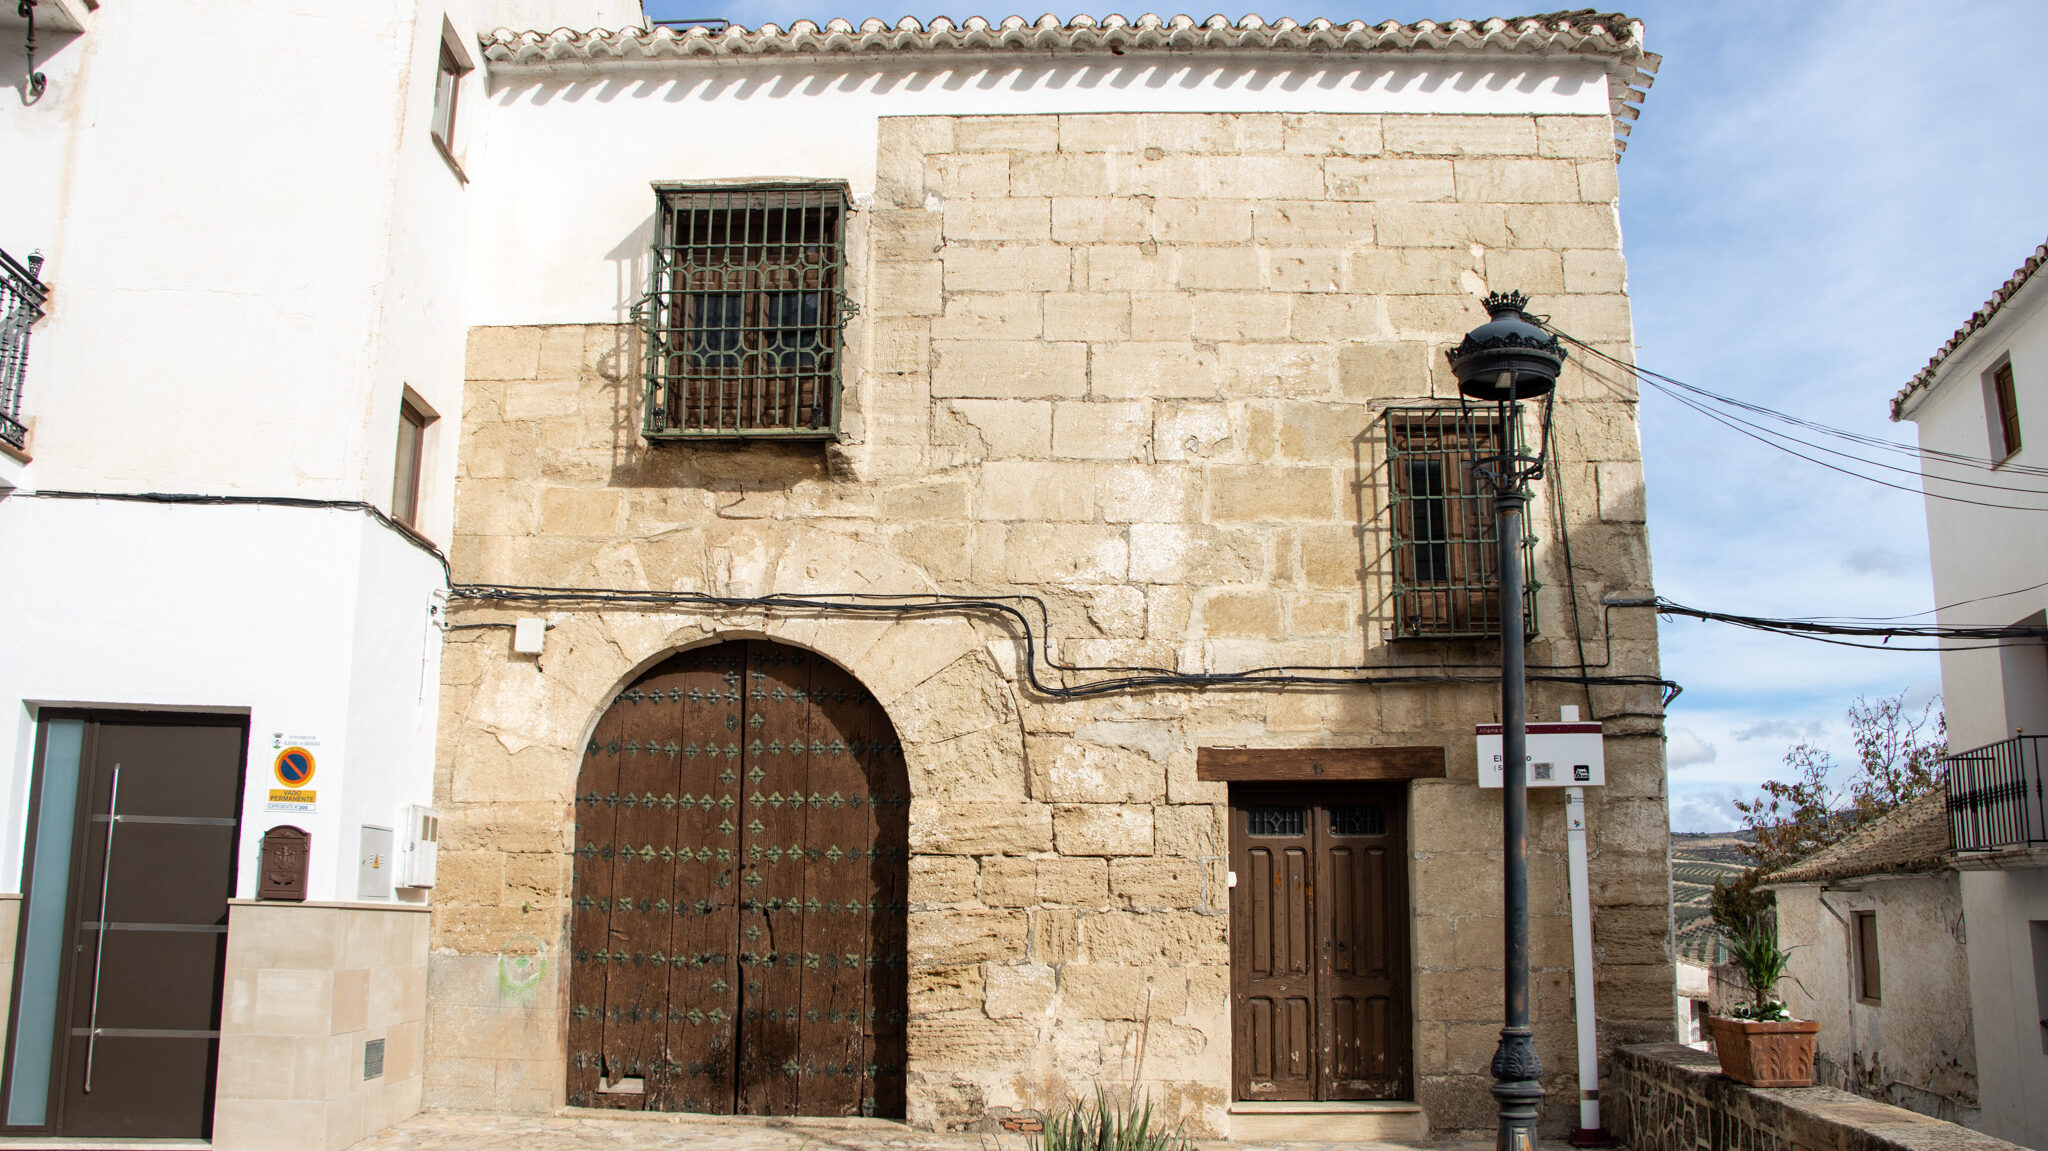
[1203,747,1435,1104]
[567,641,909,1118]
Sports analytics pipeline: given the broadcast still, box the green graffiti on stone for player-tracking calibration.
[499,934,549,994]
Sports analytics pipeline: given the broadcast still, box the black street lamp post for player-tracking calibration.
[1447,292,1565,1151]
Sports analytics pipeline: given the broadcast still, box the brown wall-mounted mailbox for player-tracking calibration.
[259,825,310,901]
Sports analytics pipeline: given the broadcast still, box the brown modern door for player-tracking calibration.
[567,641,909,1118]
[3,714,245,1139]
[1230,785,1411,1102]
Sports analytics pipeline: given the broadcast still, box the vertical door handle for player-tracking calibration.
[84,764,119,1094]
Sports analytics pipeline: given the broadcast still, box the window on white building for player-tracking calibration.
[1854,911,1882,1004]
[429,24,472,174]
[392,396,435,529]
[1989,359,2023,461]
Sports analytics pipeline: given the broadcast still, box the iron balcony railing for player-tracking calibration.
[0,246,47,451]
[1946,733,2048,852]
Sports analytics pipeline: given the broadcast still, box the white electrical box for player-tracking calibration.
[400,804,439,888]
[359,825,394,900]
[1476,721,1605,788]
[513,617,546,655]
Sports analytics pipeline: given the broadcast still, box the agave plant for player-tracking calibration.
[1724,912,1801,1021]
[1027,1085,1196,1151]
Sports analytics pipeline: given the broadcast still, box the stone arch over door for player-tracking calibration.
[567,639,909,1117]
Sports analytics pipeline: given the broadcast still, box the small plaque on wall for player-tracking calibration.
[259,825,309,902]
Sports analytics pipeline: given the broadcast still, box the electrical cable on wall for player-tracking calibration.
[2,488,1680,715]
[448,583,1685,708]
[31,322,2048,729]
[16,489,454,581]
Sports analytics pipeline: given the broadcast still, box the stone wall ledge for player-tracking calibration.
[227,897,432,913]
[1611,1044,2020,1151]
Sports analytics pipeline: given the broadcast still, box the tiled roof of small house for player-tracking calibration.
[1764,789,1951,886]
[1892,235,2048,420]
[480,12,1658,153]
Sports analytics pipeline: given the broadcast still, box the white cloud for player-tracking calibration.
[1732,718,1827,744]
[1665,727,1718,767]
[1671,784,1748,833]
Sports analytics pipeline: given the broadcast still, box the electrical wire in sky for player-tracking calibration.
[1797,576,2048,622]
[1554,332,2048,512]
[1617,597,2045,653]
[1554,327,2048,481]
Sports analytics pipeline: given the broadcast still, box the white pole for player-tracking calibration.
[1566,779,1601,1138]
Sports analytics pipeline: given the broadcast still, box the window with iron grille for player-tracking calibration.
[1383,407,1537,640]
[640,184,850,439]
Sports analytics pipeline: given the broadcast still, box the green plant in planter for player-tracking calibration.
[1027,1085,1195,1151]
[1724,912,1803,1021]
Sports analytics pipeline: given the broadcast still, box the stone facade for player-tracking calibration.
[429,111,1669,1137]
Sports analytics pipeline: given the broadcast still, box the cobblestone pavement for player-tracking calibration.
[354,1109,1533,1151]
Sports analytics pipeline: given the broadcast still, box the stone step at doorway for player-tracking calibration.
[1229,1099,1429,1143]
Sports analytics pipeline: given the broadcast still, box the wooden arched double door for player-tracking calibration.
[567,641,908,1118]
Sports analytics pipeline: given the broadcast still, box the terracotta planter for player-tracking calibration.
[1705,1016,1820,1088]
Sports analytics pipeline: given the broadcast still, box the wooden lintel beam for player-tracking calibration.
[1196,745,1446,782]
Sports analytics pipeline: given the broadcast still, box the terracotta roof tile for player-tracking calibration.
[1892,236,2048,420]
[1764,789,1951,886]
[479,12,1658,155]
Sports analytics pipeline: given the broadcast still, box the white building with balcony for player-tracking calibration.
[0,1,634,1145]
[1888,234,2048,1150]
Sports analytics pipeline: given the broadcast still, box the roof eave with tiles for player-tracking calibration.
[1763,789,1954,887]
[1893,236,2048,421]
[479,12,1659,156]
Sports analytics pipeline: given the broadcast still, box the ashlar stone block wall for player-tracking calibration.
[215,901,430,1151]
[430,111,1669,1137]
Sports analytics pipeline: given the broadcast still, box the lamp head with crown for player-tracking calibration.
[1447,291,1565,402]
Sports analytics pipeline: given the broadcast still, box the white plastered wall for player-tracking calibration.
[1900,269,2048,749]
[0,0,537,900]
[1776,875,1978,1125]
[1960,865,2048,1149]
[1899,276,2048,1143]
[0,499,443,901]
[463,52,1614,327]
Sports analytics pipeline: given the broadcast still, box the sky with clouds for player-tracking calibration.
[641,0,2048,829]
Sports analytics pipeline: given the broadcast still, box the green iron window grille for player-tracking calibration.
[1384,406,1537,640]
[639,184,851,439]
